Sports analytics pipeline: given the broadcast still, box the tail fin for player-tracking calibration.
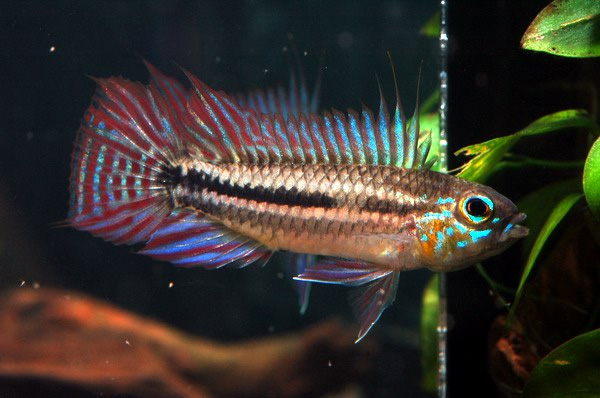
[68,75,184,245]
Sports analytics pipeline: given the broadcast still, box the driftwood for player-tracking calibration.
[0,288,374,398]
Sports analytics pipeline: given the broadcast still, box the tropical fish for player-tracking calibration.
[68,62,528,341]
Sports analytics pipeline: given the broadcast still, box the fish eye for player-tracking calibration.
[461,195,494,224]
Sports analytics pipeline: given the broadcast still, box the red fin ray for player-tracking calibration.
[350,272,400,343]
[68,72,188,245]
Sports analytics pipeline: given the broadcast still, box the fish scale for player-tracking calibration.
[168,160,458,268]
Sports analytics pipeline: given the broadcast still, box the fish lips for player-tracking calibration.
[498,212,529,243]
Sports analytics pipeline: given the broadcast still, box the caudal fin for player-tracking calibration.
[68,74,184,245]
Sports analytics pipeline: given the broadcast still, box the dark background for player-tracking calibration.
[0,0,597,397]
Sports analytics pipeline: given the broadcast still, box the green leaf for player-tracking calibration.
[456,109,594,183]
[523,328,600,398]
[583,136,600,219]
[420,274,439,393]
[420,11,440,38]
[517,179,582,257]
[510,192,583,320]
[521,0,600,58]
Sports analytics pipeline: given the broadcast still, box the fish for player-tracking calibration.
[67,61,529,342]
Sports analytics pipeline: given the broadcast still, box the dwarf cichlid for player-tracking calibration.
[68,61,528,341]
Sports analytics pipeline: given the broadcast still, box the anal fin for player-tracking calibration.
[140,211,271,269]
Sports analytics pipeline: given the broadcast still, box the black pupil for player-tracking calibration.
[467,198,489,217]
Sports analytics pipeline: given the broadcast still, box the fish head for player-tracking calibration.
[415,184,529,272]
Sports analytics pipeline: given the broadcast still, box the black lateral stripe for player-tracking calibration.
[177,168,337,209]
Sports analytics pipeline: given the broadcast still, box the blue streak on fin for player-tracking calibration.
[140,210,271,269]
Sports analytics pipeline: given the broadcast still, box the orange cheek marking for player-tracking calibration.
[419,219,446,261]
[420,237,436,259]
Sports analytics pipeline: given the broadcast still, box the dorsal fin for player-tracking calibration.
[181,67,429,168]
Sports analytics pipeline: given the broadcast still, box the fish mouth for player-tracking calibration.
[499,213,529,242]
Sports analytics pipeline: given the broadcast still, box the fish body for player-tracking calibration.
[68,62,528,340]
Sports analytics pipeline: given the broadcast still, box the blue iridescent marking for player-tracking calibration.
[348,114,365,163]
[134,154,146,194]
[421,234,428,242]
[150,216,203,237]
[392,108,404,166]
[93,144,107,209]
[323,115,341,164]
[446,227,454,236]
[160,116,173,139]
[209,91,242,143]
[221,95,258,161]
[435,231,445,253]
[146,233,227,256]
[377,105,390,165]
[469,229,491,242]
[333,113,353,163]
[274,118,293,159]
[176,248,233,265]
[423,210,452,222]
[437,197,455,205]
[454,221,468,234]
[362,109,378,164]
[298,117,318,162]
[308,117,328,162]
[107,174,114,202]
[457,240,468,248]
[286,118,305,160]
[492,217,500,224]
[200,93,236,160]
[260,121,282,159]
[423,211,443,221]
[121,159,132,201]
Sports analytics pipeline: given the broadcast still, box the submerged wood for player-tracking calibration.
[0,288,373,398]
